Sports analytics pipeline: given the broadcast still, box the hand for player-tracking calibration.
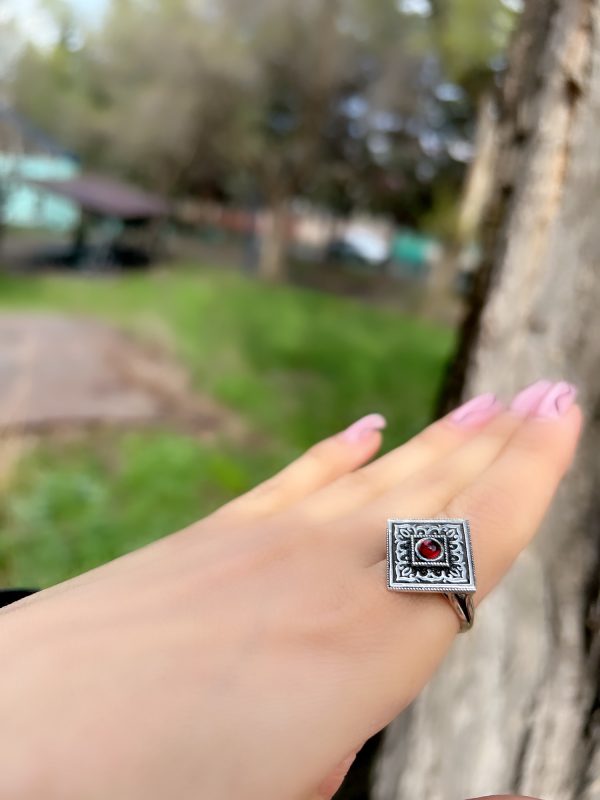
[0,380,581,800]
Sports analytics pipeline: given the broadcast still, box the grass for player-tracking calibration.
[0,266,455,587]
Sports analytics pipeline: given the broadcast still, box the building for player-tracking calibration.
[0,106,80,232]
[34,174,170,267]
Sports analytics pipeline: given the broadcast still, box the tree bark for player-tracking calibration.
[421,93,499,325]
[259,193,288,282]
[373,1,600,798]
[456,93,499,247]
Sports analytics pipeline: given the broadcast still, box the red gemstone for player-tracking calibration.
[416,538,442,560]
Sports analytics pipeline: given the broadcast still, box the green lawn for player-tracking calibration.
[0,267,455,587]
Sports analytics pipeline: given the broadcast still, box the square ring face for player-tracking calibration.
[387,518,476,594]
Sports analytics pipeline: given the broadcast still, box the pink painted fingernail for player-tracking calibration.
[449,392,501,427]
[535,381,578,419]
[341,413,386,443]
[510,379,554,416]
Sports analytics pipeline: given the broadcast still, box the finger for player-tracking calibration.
[372,394,582,669]
[318,393,581,759]
[2,417,386,608]
[219,388,509,527]
[443,395,583,597]
[296,392,504,524]
[212,414,386,523]
[339,381,560,557]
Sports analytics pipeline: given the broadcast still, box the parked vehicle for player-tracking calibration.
[326,228,390,267]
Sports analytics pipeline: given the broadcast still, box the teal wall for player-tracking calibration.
[390,230,440,279]
[0,154,80,232]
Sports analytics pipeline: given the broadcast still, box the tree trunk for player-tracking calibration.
[259,194,288,282]
[455,93,499,247]
[373,1,600,798]
[424,93,499,325]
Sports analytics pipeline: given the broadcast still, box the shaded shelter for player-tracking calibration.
[31,174,170,268]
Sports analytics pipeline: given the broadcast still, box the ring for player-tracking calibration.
[386,518,476,633]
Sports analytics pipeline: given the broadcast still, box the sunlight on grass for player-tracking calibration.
[0,268,456,586]
[0,432,260,586]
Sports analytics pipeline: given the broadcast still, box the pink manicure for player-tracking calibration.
[535,381,578,419]
[341,413,386,443]
[510,379,554,417]
[449,392,501,427]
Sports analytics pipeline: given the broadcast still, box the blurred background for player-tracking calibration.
[5,2,600,799]
[0,3,527,795]
[0,0,522,590]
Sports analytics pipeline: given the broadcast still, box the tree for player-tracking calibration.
[371,0,600,798]
[5,0,447,278]
[10,0,518,280]
[430,0,519,99]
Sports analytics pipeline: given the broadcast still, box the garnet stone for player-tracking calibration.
[416,538,443,560]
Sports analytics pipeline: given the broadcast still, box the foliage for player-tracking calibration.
[0,269,453,446]
[0,432,258,587]
[431,0,520,95]
[9,0,520,239]
[0,268,454,586]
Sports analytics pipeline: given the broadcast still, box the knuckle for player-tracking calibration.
[302,438,346,475]
[339,466,382,500]
[443,477,511,529]
[515,430,574,477]
[419,421,458,451]
[244,475,290,512]
[511,433,553,463]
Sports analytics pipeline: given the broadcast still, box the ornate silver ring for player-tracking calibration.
[386,518,476,633]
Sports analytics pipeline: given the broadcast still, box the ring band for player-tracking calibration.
[445,592,475,633]
[386,518,476,634]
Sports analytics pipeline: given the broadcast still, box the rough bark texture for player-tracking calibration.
[374,1,600,798]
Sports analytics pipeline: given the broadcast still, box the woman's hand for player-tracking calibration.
[0,380,581,800]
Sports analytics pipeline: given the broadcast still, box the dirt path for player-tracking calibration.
[0,313,233,437]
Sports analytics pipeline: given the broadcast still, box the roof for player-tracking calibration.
[0,106,77,160]
[33,175,170,220]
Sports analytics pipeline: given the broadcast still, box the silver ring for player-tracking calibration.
[445,592,475,632]
[386,518,476,634]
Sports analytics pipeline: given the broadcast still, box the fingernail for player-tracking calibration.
[341,413,386,443]
[449,393,501,427]
[535,381,578,419]
[510,379,554,416]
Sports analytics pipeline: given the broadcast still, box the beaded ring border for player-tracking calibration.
[386,518,476,633]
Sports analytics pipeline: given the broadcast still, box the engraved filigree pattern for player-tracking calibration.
[388,520,475,591]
